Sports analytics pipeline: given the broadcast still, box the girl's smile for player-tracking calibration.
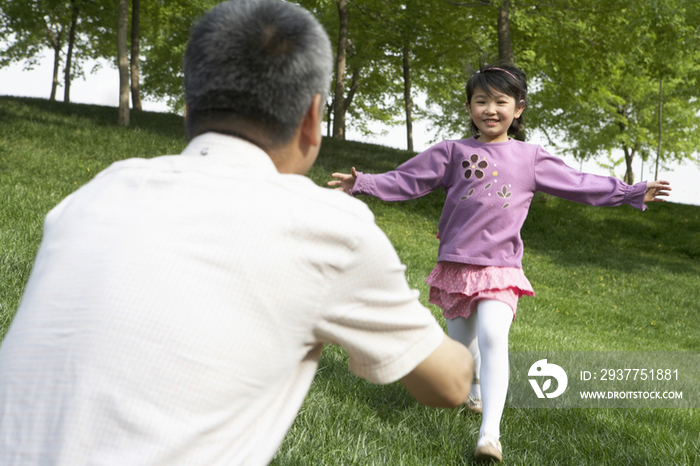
[466,88,525,143]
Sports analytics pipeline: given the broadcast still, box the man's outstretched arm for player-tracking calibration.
[401,334,473,408]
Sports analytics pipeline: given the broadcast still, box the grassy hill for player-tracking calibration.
[1,96,699,464]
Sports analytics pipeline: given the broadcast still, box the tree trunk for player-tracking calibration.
[326,99,333,137]
[402,45,414,152]
[623,146,635,185]
[49,28,63,101]
[497,0,513,65]
[342,68,359,113]
[338,69,359,141]
[332,0,349,139]
[617,106,634,184]
[130,0,142,111]
[117,0,130,126]
[497,0,523,140]
[655,79,662,181]
[63,1,80,103]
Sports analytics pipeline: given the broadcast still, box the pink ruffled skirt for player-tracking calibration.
[426,262,534,321]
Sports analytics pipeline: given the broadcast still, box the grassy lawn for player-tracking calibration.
[1,96,699,465]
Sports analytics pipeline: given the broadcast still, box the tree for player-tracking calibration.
[332,0,350,139]
[345,0,488,151]
[48,27,63,100]
[496,0,513,65]
[0,0,71,100]
[523,0,700,183]
[441,0,514,65]
[130,0,142,111]
[644,0,700,180]
[389,0,439,151]
[136,0,220,111]
[63,0,80,103]
[117,0,129,126]
[1,0,116,101]
[401,42,414,151]
[383,0,529,144]
[299,0,400,141]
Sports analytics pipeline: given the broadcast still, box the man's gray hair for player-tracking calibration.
[184,0,333,145]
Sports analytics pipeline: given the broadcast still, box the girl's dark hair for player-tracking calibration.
[465,64,527,138]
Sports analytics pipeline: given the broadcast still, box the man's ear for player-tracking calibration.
[300,94,323,148]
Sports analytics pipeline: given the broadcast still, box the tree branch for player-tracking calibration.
[440,0,492,7]
[343,67,360,112]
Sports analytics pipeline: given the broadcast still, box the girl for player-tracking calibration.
[328,64,671,462]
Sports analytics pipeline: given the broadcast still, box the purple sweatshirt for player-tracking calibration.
[351,137,647,268]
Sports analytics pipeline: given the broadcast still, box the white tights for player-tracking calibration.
[445,299,512,440]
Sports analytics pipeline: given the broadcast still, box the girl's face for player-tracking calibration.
[466,87,524,143]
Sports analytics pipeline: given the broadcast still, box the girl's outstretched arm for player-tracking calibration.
[327,141,452,201]
[644,180,672,204]
[534,148,670,211]
[328,167,358,195]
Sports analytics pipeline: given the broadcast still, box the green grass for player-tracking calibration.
[1,96,699,465]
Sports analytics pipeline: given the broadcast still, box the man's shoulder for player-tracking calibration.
[91,154,182,179]
[274,175,376,224]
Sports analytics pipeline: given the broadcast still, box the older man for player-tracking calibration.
[0,1,473,464]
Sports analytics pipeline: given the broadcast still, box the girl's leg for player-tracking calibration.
[476,299,513,440]
[445,314,481,400]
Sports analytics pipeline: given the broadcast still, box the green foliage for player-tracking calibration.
[3,0,700,173]
[349,0,494,142]
[0,0,120,102]
[299,0,407,132]
[297,0,494,142]
[2,90,699,466]
[0,0,73,68]
[414,2,498,142]
[0,0,211,107]
[138,0,220,111]
[521,0,700,177]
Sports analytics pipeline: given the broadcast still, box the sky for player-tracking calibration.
[1,53,698,206]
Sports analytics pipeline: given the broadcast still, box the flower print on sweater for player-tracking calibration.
[460,154,513,209]
[497,185,513,208]
[460,154,488,200]
[462,154,488,180]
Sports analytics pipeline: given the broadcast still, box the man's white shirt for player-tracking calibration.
[0,133,444,466]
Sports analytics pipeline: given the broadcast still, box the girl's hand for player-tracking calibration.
[644,180,672,203]
[328,167,358,195]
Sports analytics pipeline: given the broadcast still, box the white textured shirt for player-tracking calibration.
[0,133,445,466]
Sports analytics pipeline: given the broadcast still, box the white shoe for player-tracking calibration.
[465,377,482,414]
[465,395,482,414]
[474,434,502,462]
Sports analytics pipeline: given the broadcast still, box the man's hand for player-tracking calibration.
[400,334,473,408]
[327,167,358,195]
[644,180,671,204]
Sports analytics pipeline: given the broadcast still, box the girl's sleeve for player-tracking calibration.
[534,147,648,210]
[350,141,452,201]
